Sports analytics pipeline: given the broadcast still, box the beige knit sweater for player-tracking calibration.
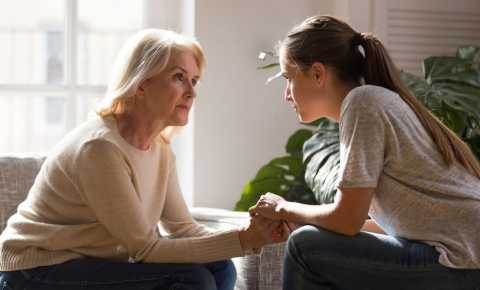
[0,116,244,271]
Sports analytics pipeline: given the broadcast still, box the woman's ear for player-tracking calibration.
[135,81,147,98]
[311,62,327,87]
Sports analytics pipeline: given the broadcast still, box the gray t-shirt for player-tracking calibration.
[337,85,480,269]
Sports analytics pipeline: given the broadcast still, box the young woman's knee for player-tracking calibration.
[287,225,353,260]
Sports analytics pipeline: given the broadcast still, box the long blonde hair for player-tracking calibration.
[97,29,205,142]
[281,15,480,178]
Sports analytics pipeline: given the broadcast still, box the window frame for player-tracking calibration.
[0,0,195,206]
[0,0,108,134]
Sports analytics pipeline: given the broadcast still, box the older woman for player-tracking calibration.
[0,29,285,290]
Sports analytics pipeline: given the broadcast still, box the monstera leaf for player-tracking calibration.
[456,46,480,61]
[403,46,480,146]
[235,129,317,211]
[303,118,340,204]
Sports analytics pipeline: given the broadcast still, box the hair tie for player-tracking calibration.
[351,32,363,46]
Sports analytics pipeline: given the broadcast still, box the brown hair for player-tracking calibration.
[281,15,480,178]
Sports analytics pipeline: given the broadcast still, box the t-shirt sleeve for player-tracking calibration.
[337,101,386,189]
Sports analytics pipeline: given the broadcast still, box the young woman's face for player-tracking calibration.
[279,55,322,123]
[137,51,200,126]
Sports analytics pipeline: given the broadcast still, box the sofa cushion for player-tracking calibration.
[0,155,45,232]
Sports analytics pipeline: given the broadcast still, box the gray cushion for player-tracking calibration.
[0,155,45,232]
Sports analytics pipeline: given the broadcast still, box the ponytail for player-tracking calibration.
[360,33,480,178]
[282,15,480,178]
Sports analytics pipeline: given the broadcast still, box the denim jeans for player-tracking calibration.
[284,225,480,290]
[0,258,236,290]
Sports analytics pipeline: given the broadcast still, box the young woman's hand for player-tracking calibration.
[248,192,288,220]
[249,193,305,237]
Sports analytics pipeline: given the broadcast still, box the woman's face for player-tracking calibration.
[279,54,322,123]
[137,51,200,127]
[279,49,342,123]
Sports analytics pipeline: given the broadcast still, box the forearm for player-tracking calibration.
[278,201,359,236]
[140,230,244,264]
[160,221,215,238]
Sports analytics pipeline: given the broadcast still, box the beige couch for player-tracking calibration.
[0,154,285,290]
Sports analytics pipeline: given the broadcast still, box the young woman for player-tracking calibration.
[0,29,285,290]
[250,15,480,290]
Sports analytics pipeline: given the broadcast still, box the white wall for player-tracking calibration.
[193,0,335,209]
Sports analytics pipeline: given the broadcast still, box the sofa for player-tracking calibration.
[0,154,285,290]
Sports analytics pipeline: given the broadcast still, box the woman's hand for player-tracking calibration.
[238,215,286,251]
[248,192,287,220]
[270,220,299,241]
[249,193,304,236]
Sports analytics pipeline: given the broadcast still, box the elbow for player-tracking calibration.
[341,226,361,237]
[336,219,365,237]
[346,218,369,236]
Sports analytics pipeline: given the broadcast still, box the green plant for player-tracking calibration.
[234,128,318,211]
[302,118,340,204]
[234,46,480,211]
[401,46,480,160]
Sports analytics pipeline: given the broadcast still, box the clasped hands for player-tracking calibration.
[240,193,301,250]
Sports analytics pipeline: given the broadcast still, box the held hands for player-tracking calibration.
[238,214,289,251]
[248,192,286,220]
[239,193,303,252]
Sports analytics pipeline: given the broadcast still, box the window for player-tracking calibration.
[0,0,144,153]
[0,0,195,206]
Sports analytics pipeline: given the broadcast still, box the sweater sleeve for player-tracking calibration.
[159,155,215,238]
[74,139,244,263]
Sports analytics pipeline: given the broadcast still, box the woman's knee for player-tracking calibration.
[284,226,355,288]
[286,225,357,270]
[186,266,217,290]
[204,260,236,290]
[287,225,343,255]
[217,260,236,285]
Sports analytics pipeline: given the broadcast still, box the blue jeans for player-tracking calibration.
[284,225,480,290]
[0,258,236,290]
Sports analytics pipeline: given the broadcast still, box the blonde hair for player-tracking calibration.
[97,29,205,142]
[282,15,480,178]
